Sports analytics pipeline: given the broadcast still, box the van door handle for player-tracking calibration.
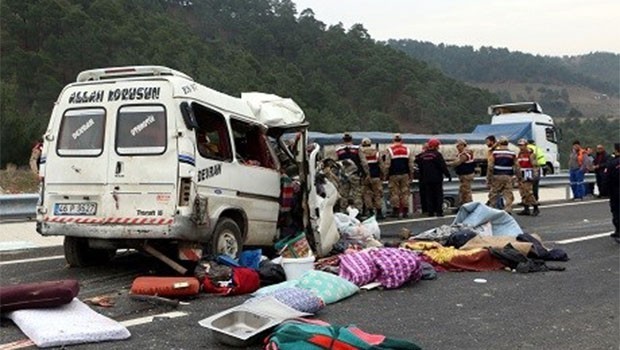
[115,161,123,174]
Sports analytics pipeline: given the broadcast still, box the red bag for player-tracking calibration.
[203,267,260,296]
[130,277,200,297]
[0,279,80,312]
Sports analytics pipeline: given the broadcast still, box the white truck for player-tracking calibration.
[35,66,338,270]
[313,102,561,176]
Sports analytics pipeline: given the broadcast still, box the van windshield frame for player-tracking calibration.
[115,104,167,156]
[57,107,106,157]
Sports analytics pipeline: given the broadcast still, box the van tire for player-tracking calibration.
[64,236,116,267]
[211,218,243,258]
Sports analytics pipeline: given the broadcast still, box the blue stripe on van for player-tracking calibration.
[178,154,195,166]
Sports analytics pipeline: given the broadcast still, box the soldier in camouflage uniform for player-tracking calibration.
[487,136,519,213]
[384,134,415,218]
[334,132,369,213]
[360,138,384,219]
[516,139,540,216]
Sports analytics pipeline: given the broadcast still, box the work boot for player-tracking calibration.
[376,209,385,220]
[402,207,410,218]
[532,205,540,216]
[517,206,531,216]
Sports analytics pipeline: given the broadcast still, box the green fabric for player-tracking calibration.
[297,270,359,304]
[265,319,422,350]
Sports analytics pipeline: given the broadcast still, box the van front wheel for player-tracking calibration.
[211,218,242,259]
[64,237,116,267]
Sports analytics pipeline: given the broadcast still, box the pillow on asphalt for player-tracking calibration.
[297,270,359,304]
[338,250,378,286]
[251,280,299,297]
[246,287,325,313]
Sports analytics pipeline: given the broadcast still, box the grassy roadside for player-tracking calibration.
[0,169,39,194]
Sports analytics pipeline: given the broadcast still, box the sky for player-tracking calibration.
[293,0,620,57]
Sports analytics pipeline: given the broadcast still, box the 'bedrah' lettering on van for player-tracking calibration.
[130,115,156,136]
[108,87,160,102]
[72,118,95,140]
[68,90,105,104]
[197,164,222,182]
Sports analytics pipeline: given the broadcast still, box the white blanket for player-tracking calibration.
[6,298,130,348]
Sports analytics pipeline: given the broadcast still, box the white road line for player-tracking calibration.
[0,255,65,266]
[555,231,615,244]
[0,311,189,349]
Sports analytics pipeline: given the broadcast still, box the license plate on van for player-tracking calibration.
[54,203,97,216]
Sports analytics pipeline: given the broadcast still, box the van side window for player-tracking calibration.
[230,118,277,169]
[192,103,232,161]
[57,108,106,156]
[116,105,166,155]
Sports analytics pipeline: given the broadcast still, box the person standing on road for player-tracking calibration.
[447,139,475,205]
[593,144,611,198]
[384,133,415,218]
[487,136,518,213]
[604,143,620,243]
[360,138,384,219]
[416,138,451,217]
[335,132,369,213]
[527,139,546,200]
[516,139,540,216]
[568,140,590,201]
[29,139,43,175]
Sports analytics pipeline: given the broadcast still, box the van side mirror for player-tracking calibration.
[180,102,198,130]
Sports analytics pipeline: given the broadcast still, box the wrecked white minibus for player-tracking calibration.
[36,66,338,270]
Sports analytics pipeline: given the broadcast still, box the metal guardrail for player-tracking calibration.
[0,173,595,221]
[0,193,39,221]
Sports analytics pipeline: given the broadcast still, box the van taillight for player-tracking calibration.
[178,178,191,206]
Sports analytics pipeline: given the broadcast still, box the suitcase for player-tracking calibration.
[130,277,200,297]
[0,279,80,312]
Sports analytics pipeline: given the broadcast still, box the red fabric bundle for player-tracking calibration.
[203,267,260,296]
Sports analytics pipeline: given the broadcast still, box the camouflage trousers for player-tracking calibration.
[389,174,410,211]
[339,175,363,212]
[519,180,538,206]
[488,175,514,212]
[458,173,475,204]
[363,177,383,210]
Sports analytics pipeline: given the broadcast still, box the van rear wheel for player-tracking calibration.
[64,237,116,267]
[211,218,242,259]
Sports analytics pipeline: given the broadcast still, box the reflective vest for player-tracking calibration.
[335,144,363,174]
[517,150,534,169]
[455,149,475,175]
[388,143,410,175]
[492,149,516,176]
[527,144,546,166]
[362,147,381,178]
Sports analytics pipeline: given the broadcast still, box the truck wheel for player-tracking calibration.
[211,218,242,258]
[64,236,116,267]
[442,198,454,212]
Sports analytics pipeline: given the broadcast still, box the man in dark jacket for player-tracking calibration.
[415,138,451,217]
[593,144,611,198]
[605,143,620,243]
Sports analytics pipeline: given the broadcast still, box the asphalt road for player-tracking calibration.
[0,199,618,349]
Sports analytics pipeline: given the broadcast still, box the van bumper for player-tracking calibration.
[37,215,210,242]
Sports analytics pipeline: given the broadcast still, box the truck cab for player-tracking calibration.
[488,102,560,174]
[36,66,337,268]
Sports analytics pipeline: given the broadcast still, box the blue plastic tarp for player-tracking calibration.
[452,202,523,236]
[309,122,532,146]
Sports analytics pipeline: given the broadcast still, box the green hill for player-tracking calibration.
[388,39,620,118]
[0,0,498,167]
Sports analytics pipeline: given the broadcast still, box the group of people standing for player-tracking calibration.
[332,133,452,220]
[484,135,543,216]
